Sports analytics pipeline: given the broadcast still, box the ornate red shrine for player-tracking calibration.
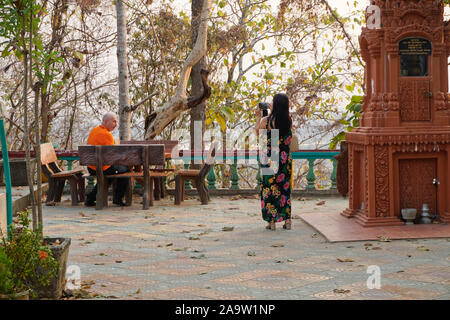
[342,0,450,227]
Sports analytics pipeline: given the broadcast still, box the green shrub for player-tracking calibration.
[1,210,59,297]
[0,247,15,295]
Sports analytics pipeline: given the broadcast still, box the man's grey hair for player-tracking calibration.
[102,112,117,124]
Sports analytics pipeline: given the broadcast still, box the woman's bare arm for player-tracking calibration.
[255,115,268,134]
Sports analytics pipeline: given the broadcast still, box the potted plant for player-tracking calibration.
[0,210,60,299]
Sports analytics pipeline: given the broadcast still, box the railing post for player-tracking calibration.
[67,160,73,171]
[207,164,216,189]
[255,158,261,190]
[306,158,316,190]
[184,162,192,189]
[229,156,239,190]
[0,119,13,232]
[331,158,337,189]
[86,176,95,194]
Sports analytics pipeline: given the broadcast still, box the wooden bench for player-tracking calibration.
[120,140,178,200]
[40,142,86,206]
[78,144,165,210]
[174,143,216,205]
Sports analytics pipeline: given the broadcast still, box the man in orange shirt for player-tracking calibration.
[85,112,130,207]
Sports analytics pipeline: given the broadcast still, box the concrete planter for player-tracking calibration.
[0,193,6,237]
[0,290,30,300]
[36,237,71,299]
[0,158,36,186]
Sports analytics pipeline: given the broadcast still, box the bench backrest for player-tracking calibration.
[40,142,58,165]
[78,145,165,167]
[120,140,178,154]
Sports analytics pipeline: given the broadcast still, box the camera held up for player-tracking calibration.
[258,102,269,117]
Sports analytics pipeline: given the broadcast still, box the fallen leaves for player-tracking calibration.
[189,237,200,240]
[417,246,430,251]
[271,243,284,247]
[316,200,326,206]
[222,226,234,232]
[247,251,256,256]
[364,243,382,251]
[377,236,391,242]
[333,289,351,294]
[337,258,354,263]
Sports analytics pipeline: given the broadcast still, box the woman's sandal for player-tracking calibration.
[283,219,292,230]
[265,222,276,230]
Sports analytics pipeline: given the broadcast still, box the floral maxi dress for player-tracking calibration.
[260,123,292,223]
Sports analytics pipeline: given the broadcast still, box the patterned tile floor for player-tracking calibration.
[42,195,450,300]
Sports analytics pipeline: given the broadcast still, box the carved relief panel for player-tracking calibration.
[399,79,431,121]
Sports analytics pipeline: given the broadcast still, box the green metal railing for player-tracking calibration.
[0,119,13,232]
[175,150,339,190]
[56,149,340,191]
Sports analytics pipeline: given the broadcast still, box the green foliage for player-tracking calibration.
[329,95,363,149]
[0,248,15,295]
[0,210,59,297]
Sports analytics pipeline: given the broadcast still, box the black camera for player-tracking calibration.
[258,102,269,110]
[258,102,269,117]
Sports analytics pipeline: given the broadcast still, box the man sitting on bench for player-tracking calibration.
[84,112,130,207]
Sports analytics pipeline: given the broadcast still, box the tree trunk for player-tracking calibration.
[33,83,43,229]
[116,0,131,141]
[190,0,206,169]
[30,4,42,230]
[21,18,37,230]
[144,0,212,140]
[40,91,50,143]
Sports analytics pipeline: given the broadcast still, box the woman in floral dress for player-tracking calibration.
[255,93,292,230]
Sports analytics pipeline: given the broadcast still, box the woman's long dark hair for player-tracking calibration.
[269,93,292,136]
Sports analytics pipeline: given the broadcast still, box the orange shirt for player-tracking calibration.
[87,125,115,171]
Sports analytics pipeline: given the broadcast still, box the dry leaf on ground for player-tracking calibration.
[333,289,351,294]
[316,200,326,206]
[337,258,354,263]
